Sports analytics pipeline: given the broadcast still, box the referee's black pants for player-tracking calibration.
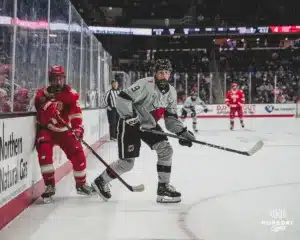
[107,107,119,139]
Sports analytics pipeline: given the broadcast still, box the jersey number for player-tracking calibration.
[131,85,140,92]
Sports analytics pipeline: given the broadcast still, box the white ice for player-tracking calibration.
[1,118,300,240]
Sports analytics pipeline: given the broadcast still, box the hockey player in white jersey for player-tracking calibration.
[181,92,208,132]
[92,59,195,203]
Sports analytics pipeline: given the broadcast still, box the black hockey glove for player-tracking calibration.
[191,110,196,118]
[203,108,208,113]
[176,127,195,147]
[190,106,195,111]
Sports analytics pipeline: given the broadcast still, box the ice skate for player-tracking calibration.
[76,183,96,196]
[156,183,181,203]
[192,122,198,132]
[230,121,234,131]
[240,120,245,128]
[41,184,56,203]
[92,176,111,201]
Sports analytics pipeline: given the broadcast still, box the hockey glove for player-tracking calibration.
[191,110,196,118]
[203,108,208,113]
[73,126,84,139]
[176,127,195,147]
[125,116,139,126]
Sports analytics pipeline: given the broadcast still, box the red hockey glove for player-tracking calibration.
[73,126,84,139]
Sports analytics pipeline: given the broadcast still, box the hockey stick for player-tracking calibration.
[57,117,144,192]
[140,127,264,156]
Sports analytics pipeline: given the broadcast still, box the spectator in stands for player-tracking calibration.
[0,65,11,96]
[13,88,30,112]
[0,88,11,112]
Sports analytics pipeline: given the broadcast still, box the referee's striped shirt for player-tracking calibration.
[104,88,120,108]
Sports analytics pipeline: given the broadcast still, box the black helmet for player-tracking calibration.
[154,59,172,73]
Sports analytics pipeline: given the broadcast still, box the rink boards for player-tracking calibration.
[0,109,109,230]
[0,103,297,230]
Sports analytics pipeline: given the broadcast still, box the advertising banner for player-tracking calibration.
[177,104,296,118]
[0,117,35,207]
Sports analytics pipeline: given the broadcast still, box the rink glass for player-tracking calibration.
[0,0,112,112]
[128,70,299,105]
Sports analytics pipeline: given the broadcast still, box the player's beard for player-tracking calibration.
[48,83,63,93]
[155,78,170,93]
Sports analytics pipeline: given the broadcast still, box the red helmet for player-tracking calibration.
[49,65,65,77]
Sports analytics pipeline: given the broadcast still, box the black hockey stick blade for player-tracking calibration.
[140,127,264,156]
[57,116,145,192]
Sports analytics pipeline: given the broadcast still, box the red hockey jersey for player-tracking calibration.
[225,89,245,107]
[34,85,82,132]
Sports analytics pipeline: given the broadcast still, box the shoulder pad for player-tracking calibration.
[70,88,78,95]
[169,84,176,92]
[37,87,45,93]
[135,78,151,88]
[62,84,71,92]
[63,85,78,95]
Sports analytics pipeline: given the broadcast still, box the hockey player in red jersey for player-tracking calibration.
[34,65,94,201]
[225,82,245,130]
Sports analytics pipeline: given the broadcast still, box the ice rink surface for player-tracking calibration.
[1,118,300,240]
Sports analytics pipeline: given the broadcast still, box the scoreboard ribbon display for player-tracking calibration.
[88,26,300,36]
[152,26,270,36]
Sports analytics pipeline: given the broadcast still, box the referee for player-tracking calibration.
[104,80,120,140]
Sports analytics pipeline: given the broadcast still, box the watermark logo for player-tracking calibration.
[261,209,293,232]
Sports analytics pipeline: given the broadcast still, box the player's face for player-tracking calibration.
[50,75,64,86]
[112,82,118,89]
[156,71,170,81]
[232,84,237,90]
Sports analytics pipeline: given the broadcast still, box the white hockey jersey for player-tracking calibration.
[116,77,185,133]
[183,96,207,110]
